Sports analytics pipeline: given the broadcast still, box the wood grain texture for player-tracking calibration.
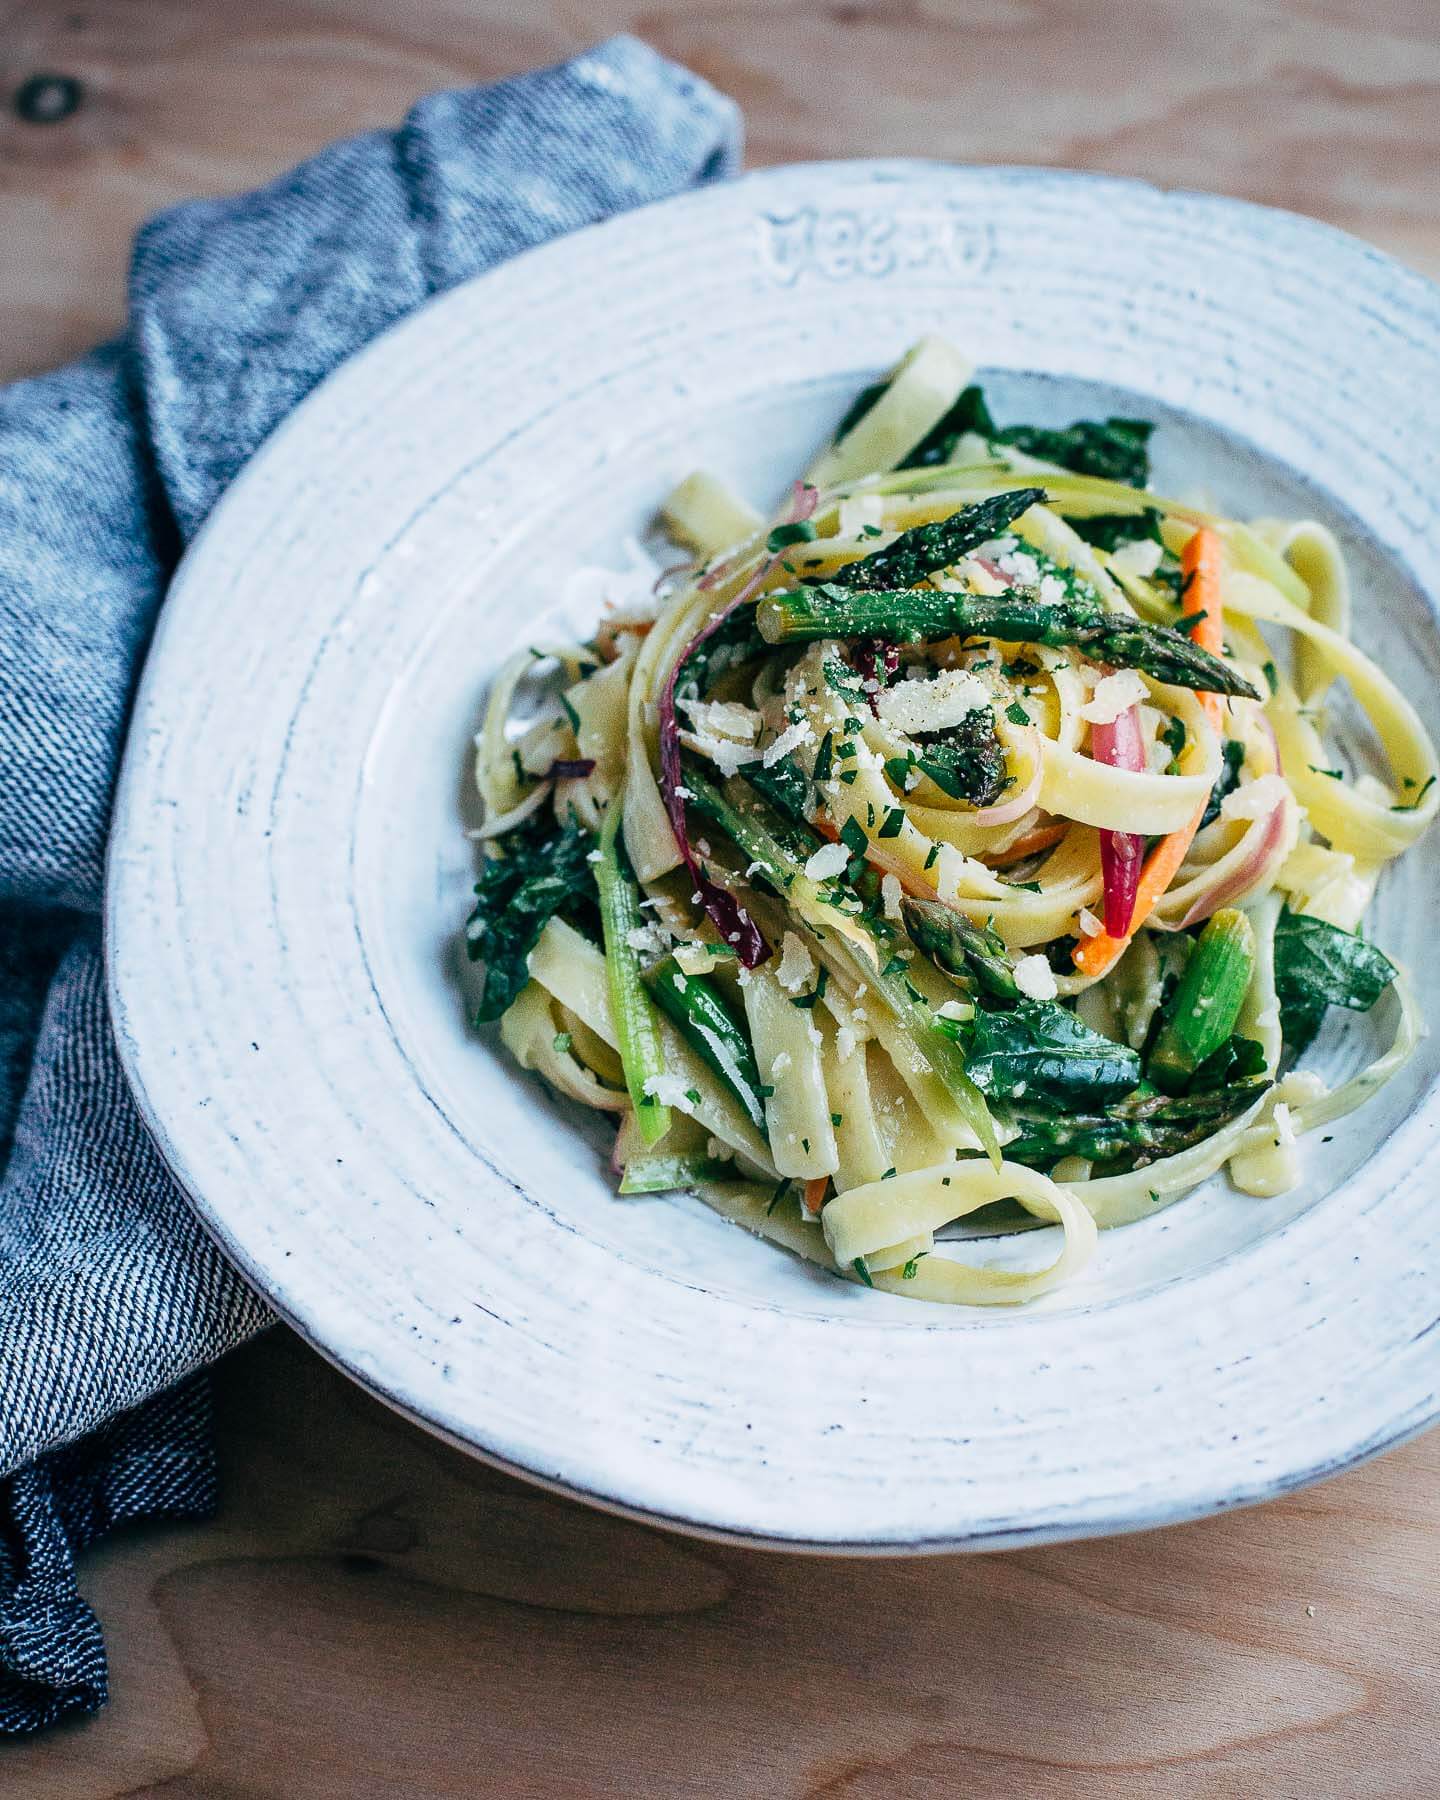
[3,1327,1438,1798]
[1,0,1439,380]
[4,1,1440,1791]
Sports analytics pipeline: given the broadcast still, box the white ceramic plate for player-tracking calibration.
[108,162,1440,1550]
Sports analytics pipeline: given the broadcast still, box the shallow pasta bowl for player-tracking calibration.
[107,161,1440,1549]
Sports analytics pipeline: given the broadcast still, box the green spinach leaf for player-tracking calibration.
[899,384,1155,488]
[1071,507,1165,552]
[1200,739,1247,828]
[1274,907,1396,1011]
[467,817,597,1022]
[965,1000,1142,1106]
[1274,906,1396,1062]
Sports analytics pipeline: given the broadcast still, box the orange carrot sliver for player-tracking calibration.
[803,1176,829,1215]
[1073,528,1227,977]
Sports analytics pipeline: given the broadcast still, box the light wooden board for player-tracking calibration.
[7,1328,1440,1797]
[3,0,1439,1790]
[0,0,1438,382]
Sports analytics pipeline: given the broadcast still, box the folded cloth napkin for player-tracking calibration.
[0,36,740,1734]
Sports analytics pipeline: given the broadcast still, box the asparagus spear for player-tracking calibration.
[757,584,1260,699]
[618,1152,739,1195]
[595,802,671,1146]
[1148,907,1257,1094]
[1007,1080,1270,1167]
[834,488,1047,590]
[645,955,768,1132]
[902,898,1019,1001]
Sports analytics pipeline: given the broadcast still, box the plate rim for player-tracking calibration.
[106,156,1440,1551]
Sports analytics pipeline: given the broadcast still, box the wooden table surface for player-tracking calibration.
[4,2,1439,1793]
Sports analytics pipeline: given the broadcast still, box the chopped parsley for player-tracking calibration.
[766,520,818,553]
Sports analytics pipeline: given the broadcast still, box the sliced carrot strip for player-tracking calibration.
[803,1176,830,1215]
[1072,529,1227,977]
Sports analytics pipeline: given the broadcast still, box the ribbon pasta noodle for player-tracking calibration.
[462,336,1436,1305]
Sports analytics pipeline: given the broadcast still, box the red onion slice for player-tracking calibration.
[1178,793,1291,928]
[1091,704,1147,937]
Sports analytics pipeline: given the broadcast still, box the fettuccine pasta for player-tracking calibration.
[462,336,1435,1305]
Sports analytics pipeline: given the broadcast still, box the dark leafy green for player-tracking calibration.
[1185,1032,1269,1094]
[832,378,887,444]
[996,417,1153,487]
[673,608,766,707]
[1278,993,1329,1062]
[1072,507,1165,552]
[897,382,1154,487]
[965,1000,1142,1106]
[1273,906,1396,1058]
[466,817,597,1022]
[901,385,997,467]
[1274,907,1396,1012]
[1200,739,1246,828]
[744,755,812,829]
[914,708,1008,806]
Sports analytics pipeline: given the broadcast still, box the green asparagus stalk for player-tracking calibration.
[682,767,1001,1165]
[645,955,768,1132]
[835,488,1047,590]
[1148,907,1258,1094]
[1007,1078,1270,1167]
[595,801,671,1146]
[756,583,1259,699]
[902,898,1019,1001]
[618,1152,738,1195]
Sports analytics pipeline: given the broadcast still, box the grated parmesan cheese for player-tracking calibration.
[1080,669,1149,726]
[804,842,850,881]
[1077,907,1103,938]
[776,932,816,994]
[625,921,671,959]
[686,736,760,778]
[838,492,886,538]
[935,999,968,1020]
[836,1025,858,1062]
[935,842,965,902]
[1110,537,1164,579]
[684,698,760,742]
[1013,953,1058,1001]
[674,941,720,977]
[880,873,903,921]
[995,546,1041,586]
[1221,773,1290,822]
[642,1073,698,1114]
[877,669,990,735]
[763,717,813,767]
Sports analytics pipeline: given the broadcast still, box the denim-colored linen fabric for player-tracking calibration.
[0,36,740,1734]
